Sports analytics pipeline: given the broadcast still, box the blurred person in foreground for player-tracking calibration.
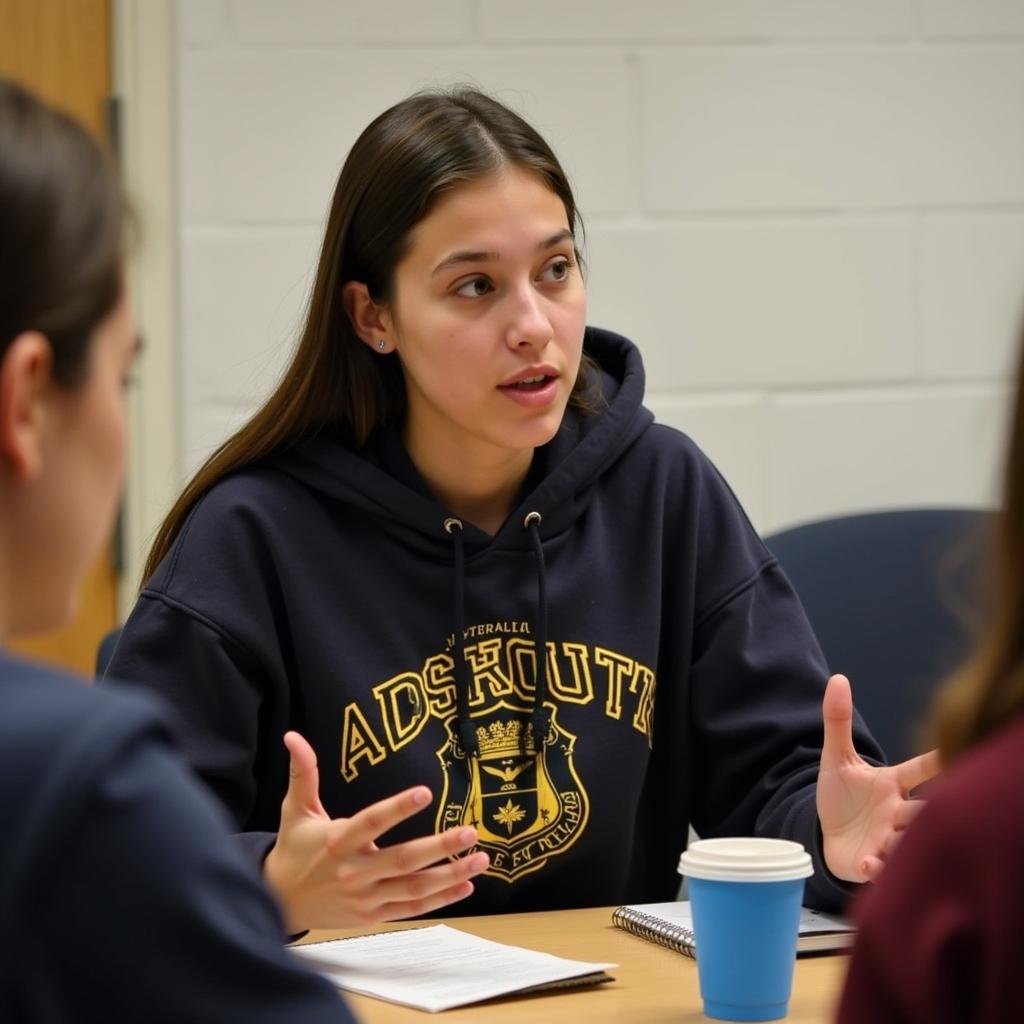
[837,320,1024,1023]
[0,78,353,1024]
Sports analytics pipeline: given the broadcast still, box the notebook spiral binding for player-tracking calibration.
[611,906,697,960]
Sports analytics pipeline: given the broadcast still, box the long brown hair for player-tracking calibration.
[0,78,124,387]
[144,87,595,583]
[932,317,1024,763]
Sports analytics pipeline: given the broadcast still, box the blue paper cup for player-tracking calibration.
[678,838,813,1022]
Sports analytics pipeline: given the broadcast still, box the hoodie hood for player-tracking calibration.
[270,326,653,555]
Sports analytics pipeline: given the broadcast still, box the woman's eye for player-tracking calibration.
[539,259,572,283]
[454,276,493,298]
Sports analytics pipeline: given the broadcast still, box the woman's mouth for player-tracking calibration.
[508,374,550,391]
[497,373,560,407]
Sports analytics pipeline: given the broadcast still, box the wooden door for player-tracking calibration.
[0,0,118,678]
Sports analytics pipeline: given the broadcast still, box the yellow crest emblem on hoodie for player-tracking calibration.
[436,701,589,882]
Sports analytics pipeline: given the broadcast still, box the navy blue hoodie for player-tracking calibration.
[106,327,881,914]
[0,652,352,1023]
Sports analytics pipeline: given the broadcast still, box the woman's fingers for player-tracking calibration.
[860,822,911,884]
[372,879,479,925]
[877,827,903,860]
[297,788,494,928]
[820,674,858,770]
[860,854,886,882]
[371,852,491,918]
[362,825,481,882]
[326,822,482,890]
[330,850,489,928]
[893,798,925,830]
[279,730,327,822]
[894,748,941,793]
[326,785,434,854]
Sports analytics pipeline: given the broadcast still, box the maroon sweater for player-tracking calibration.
[838,714,1024,1023]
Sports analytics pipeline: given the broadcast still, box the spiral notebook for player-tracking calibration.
[612,901,854,959]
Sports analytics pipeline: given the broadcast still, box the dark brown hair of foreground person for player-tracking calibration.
[0,78,124,383]
[143,87,599,583]
[931,321,1024,763]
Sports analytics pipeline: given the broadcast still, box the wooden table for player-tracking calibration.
[298,906,848,1022]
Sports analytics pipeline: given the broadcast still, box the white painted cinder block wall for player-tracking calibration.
[176,0,1024,534]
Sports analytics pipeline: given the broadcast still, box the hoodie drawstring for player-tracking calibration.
[522,512,550,746]
[443,517,478,759]
[444,511,550,772]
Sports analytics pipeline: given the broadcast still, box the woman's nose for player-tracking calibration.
[505,286,553,351]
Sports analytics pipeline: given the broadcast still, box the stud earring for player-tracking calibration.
[377,339,386,351]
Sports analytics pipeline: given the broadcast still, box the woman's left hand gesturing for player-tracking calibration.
[817,674,941,882]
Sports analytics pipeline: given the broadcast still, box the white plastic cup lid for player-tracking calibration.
[678,837,813,883]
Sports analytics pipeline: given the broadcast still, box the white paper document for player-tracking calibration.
[290,924,616,1013]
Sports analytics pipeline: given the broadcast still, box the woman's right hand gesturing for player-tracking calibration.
[262,731,489,933]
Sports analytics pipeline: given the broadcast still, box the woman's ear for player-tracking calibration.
[0,332,55,481]
[342,281,394,354]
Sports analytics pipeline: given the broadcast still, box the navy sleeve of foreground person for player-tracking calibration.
[0,654,352,1024]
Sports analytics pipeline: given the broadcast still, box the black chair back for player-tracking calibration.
[765,508,991,765]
